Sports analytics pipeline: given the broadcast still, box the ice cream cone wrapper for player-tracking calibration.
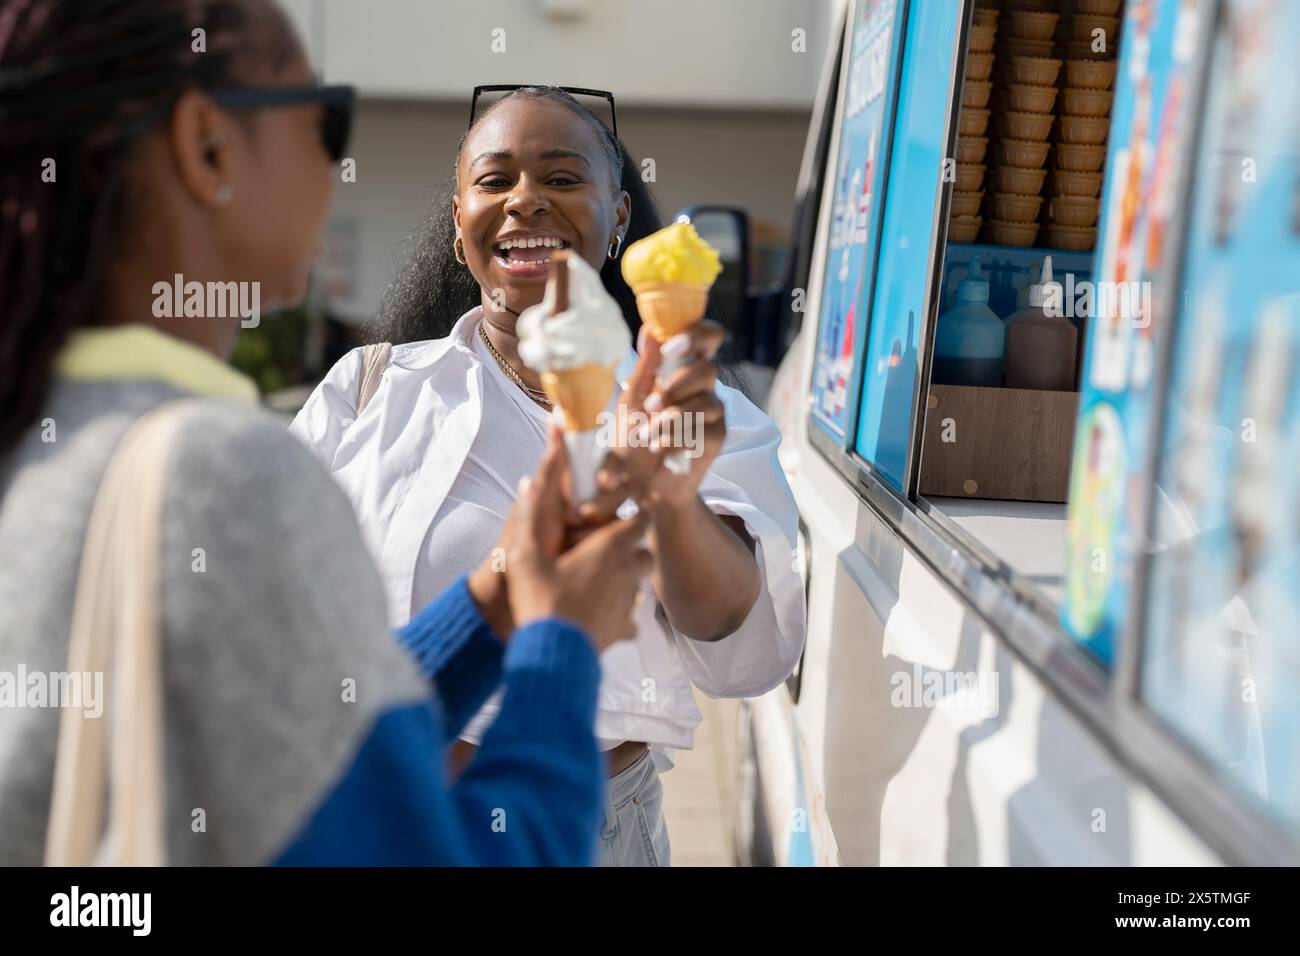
[562,429,603,504]
[540,364,617,432]
[632,282,711,343]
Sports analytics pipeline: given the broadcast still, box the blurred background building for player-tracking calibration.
[248,0,835,399]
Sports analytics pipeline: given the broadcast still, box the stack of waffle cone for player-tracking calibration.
[631,281,711,343]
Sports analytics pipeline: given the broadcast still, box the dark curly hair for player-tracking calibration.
[0,0,297,457]
[369,86,664,345]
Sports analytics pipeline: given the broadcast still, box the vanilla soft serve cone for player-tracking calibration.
[517,252,630,503]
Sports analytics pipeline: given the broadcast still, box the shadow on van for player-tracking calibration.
[814,522,1135,864]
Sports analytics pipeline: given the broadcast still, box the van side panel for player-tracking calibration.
[752,404,1220,865]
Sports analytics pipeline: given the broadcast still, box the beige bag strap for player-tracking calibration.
[356,342,392,416]
[44,400,196,867]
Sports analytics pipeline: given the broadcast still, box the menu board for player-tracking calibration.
[1062,0,1206,663]
[1140,0,1300,823]
[809,0,900,439]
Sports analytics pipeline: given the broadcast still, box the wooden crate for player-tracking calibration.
[919,384,1079,503]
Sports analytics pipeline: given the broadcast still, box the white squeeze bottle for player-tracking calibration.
[1004,256,1077,391]
[932,255,1005,387]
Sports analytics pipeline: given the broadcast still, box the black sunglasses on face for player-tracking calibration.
[469,84,617,139]
[208,84,355,162]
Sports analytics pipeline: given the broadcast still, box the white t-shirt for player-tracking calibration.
[412,329,552,746]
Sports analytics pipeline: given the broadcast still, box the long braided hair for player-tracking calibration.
[371,87,665,345]
[0,0,296,457]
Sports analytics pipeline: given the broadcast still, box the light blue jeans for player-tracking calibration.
[596,750,671,866]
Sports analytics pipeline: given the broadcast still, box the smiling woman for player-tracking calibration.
[291,85,808,868]
[456,95,630,319]
[372,88,661,345]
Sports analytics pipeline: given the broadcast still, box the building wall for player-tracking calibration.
[282,0,834,109]
[277,0,839,322]
[323,99,815,322]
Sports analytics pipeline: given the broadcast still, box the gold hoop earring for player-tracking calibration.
[454,237,467,265]
[607,235,623,260]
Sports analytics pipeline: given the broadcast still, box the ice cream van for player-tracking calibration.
[685,0,1300,865]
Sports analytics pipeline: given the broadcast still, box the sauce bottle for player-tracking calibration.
[1004,256,1077,391]
[933,255,1005,387]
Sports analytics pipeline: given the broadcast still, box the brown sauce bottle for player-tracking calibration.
[1004,257,1078,391]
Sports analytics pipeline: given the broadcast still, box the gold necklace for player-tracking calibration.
[478,323,552,407]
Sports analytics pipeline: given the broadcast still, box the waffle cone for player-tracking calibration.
[541,364,617,432]
[632,282,711,342]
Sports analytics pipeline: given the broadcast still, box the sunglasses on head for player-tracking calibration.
[469,84,617,138]
[207,84,355,163]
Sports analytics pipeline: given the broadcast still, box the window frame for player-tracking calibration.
[805,0,963,497]
[799,0,1297,864]
[805,0,909,446]
[847,0,962,494]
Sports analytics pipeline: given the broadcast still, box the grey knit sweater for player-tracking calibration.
[0,377,427,864]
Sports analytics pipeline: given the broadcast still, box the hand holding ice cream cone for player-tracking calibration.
[621,221,723,378]
[517,252,630,504]
[621,222,723,472]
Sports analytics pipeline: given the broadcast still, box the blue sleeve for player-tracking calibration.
[274,618,604,866]
[396,575,504,739]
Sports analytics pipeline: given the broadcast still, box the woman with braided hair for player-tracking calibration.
[0,0,652,865]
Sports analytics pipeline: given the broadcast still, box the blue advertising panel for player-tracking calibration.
[809,0,902,439]
[1062,0,1206,663]
[1140,0,1300,828]
[852,0,962,491]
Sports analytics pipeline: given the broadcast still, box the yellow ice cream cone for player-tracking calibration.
[621,222,722,348]
[541,363,617,432]
[631,281,712,343]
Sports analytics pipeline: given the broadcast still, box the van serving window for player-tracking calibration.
[778,0,1300,868]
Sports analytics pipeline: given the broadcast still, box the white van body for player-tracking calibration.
[740,317,1218,865]
[728,0,1240,867]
